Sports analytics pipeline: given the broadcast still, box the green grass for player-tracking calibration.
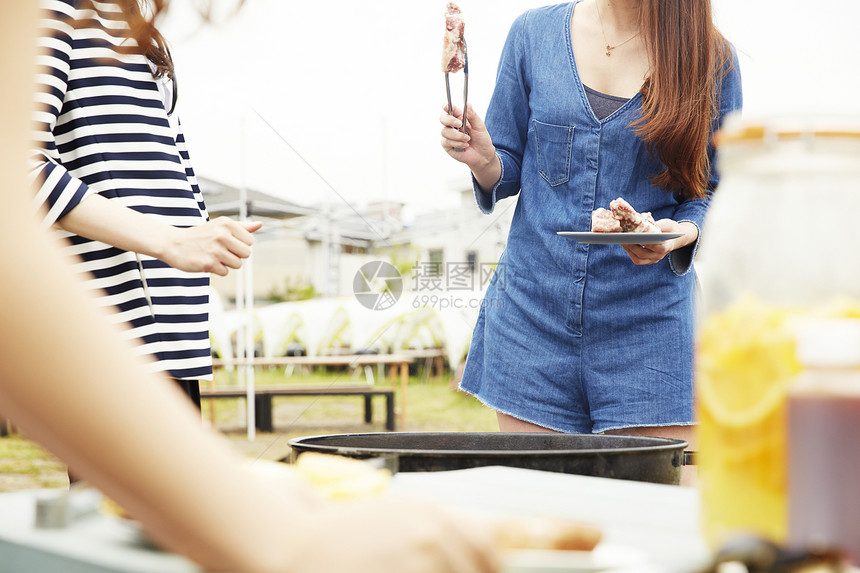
[1,366,497,491]
[0,437,68,490]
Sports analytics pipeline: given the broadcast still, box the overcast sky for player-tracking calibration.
[161,0,860,215]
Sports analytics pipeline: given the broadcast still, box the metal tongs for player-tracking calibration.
[445,37,468,152]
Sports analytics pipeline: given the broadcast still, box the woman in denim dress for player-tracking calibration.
[441,0,743,442]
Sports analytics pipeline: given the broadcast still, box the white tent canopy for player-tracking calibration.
[211,292,484,370]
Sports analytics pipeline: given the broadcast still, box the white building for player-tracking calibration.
[203,178,516,305]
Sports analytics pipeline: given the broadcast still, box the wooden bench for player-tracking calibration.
[199,385,396,432]
[211,354,414,427]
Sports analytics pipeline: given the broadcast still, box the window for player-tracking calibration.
[466,251,478,273]
[428,249,444,276]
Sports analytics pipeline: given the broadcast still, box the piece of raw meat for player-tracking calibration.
[591,208,622,233]
[608,198,660,233]
[442,3,466,73]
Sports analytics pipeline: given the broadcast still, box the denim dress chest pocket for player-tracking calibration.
[533,120,575,187]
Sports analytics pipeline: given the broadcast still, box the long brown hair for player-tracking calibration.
[78,0,174,78]
[632,0,733,200]
[81,1,245,78]
[118,0,173,78]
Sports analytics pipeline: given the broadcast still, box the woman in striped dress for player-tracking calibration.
[5,4,499,571]
[31,0,260,405]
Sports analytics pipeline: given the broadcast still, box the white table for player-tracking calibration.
[0,468,709,573]
[391,466,711,573]
[0,490,199,573]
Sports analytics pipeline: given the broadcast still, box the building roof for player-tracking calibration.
[198,176,317,220]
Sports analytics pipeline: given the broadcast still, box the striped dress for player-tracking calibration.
[31,0,213,381]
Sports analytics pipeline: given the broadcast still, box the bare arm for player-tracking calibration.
[3,200,500,573]
[58,194,263,276]
[5,10,304,570]
[621,220,699,266]
[0,5,498,572]
[441,104,502,192]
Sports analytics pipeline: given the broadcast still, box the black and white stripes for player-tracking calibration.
[31,0,213,380]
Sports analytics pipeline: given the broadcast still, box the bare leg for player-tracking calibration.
[604,425,697,487]
[603,424,692,442]
[496,412,561,433]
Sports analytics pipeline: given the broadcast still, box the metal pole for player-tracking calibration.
[238,109,255,441]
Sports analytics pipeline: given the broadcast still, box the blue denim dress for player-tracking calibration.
[460,1,743,433]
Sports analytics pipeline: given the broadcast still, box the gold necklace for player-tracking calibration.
[595,0,640,57]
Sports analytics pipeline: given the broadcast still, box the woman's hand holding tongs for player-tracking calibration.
[440,103,502,192]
